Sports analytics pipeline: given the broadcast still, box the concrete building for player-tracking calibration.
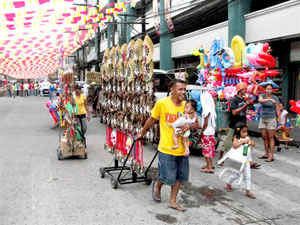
[76,0,300,106]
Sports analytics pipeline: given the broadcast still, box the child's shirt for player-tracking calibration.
[280,109,289,125]
[171,114,196,129]
[237,137,252,163]
[201,113,215,136]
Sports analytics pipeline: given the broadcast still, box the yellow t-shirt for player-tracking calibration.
[151,97,186,156]
[75,94,87,115]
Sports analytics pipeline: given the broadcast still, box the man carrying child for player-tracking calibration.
[136,79,198,212]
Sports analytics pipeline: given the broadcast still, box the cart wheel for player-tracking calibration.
[111,176,118,189]
[145,172,152,185]
[99,167,105,178]
[83,152,88,159]
[57,150,62,160]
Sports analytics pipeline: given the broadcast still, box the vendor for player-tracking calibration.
[74,85,91,139]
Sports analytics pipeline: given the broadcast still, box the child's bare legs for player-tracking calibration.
[172,131,180,149]
[182,137,189,156]
[207,158,213,169]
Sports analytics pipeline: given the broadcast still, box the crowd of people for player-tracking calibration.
[5,81,40,98]
[3,80,58,99]
[134,79,292,211]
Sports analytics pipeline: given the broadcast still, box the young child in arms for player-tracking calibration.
[171,100,197,156]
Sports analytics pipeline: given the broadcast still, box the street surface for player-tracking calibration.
[0,97,300,225]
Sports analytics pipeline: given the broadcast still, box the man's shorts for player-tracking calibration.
[219,127,234,153]
[259,117,277,130]
[158,152,189,186]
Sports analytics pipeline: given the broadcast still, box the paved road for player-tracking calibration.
[1,97,300,225]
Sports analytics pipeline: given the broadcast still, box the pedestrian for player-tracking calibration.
[16,82,20,96]
[136,79,198,212]
[39,83,44,98]
[92,85,100,117]
[74,85,91,145]
[20,82,24,97]
[12,83,17,98]
[49,82,55,100]
[83,83,90,98]
[224,122,256,199]
[258,84,280,162]
[24,82,29,97]
[6,82,12,98]
[218,82,261,168]
[28,81,32,96]
[199,91,217,173]
[34,82,39,96]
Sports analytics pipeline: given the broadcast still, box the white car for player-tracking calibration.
[41,81,51,95]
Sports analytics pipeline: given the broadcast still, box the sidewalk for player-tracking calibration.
[247,112,300,147]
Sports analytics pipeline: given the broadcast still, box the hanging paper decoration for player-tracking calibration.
[0,0,129,79]
[152,0,160,35]
[164,0,175,32]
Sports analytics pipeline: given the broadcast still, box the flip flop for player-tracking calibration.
[265,158,274,162]
[258,156,268,159]
[224,186,233,192]
[152,181,161,203]
[168,205,187,212]
[200,169,214,174]
[250,163,261,169]
[201,166,215,169]
[246,193,256,199]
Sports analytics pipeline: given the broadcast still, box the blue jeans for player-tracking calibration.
[50,91,54,100]
[158,152,189,186]
[6,89,11,98]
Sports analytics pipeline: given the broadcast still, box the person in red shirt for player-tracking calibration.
[20,82,24,97]
[30,82,34,96]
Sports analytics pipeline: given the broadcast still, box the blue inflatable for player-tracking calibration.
[210,37,224,69]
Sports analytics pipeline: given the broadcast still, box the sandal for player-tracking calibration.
[200,168,214,174]
[250,163,261,169]
[168,205,187,212]
[258,155,269,159]
[224,185,233,192]
[201,166,215,169]
[246,193,256,199]
[265,158,274,162]
[152,181,161,203]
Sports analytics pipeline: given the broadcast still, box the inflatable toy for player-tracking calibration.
[210,36,224,69]
[290,100,300,115]
[224,86,236,100]
[231,35,246,68]
[222,47,235,69]
[245,43,255,66]
[204,49,210,67]
[259,79,279,88]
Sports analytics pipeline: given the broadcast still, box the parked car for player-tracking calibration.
[41,81,51,95]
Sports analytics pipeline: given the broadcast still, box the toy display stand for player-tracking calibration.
[56,67,87,160]
[99,138,157,189]
[56,116,87,160]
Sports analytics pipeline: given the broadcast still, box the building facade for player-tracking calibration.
[76,0,300,106]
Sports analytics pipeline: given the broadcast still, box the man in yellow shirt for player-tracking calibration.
[136,79,198,212]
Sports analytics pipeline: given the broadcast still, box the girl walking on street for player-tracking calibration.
[224,122,256,199]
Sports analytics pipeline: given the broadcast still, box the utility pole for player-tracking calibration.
[141,0,146,34]
[96,0,101,72]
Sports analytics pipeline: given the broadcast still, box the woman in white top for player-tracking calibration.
[199,91,217,173]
